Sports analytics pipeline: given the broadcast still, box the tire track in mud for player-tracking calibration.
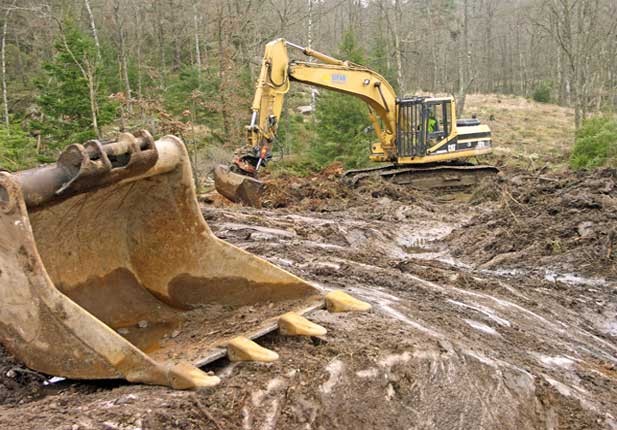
[0,195,615,430]
[210,201,617,429]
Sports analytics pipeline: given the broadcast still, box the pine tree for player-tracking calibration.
[311,30,372,169]
[35,21,116,145]
[0,122,37,171]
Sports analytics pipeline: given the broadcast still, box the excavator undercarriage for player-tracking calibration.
[342,163,499,189]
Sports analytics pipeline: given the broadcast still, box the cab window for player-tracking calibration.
[427,102,450,142]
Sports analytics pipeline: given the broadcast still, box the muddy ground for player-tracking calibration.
[0,168,616,429]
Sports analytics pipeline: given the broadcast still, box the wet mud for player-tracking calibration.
[0,168,615,429]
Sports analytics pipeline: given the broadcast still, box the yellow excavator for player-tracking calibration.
[214,38,497,206]
[0,131,370,389]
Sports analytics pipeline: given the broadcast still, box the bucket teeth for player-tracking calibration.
[325,290,372,313]
[167,362,221,389]
[227,336,279,362]
[278,312,327,337]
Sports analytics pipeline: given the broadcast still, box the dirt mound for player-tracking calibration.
[260,171,353,210]
[259,164,443,212]
[448,168,617,279]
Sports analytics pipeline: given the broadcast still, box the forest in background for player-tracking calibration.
[1,0,616,174]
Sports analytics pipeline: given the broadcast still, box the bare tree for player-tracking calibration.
[1,1,17,130]
[112,0,131,102]
[54,18,102,138]
[83,0,102,61]
[192,0,203,82]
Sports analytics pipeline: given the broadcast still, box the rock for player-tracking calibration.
[577,221,595,239]
[344,229,368,247]
[250,232,277,241]
[138,320,149,329]
[588,179,614,194]
[171,329,181,338]
[509,175,525,186]
[115,394,138,405]
[117,328,130,335]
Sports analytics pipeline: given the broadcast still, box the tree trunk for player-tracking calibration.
[393,0,404,93]
[216,4,230,139]
[1,4,12,130]
[57,19,101,139]
[308,0,317,111]
[133,2,143,100]
[425,0,438,92]
[154,0,166,90]
[113,1,132,107]
[456,0,471,117]
[193,1,202,83]
[84,0,102,61]
[87,67,100,138]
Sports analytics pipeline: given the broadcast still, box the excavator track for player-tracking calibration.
[342,163,499,189]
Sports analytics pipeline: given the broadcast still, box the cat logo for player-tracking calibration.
[331,73,347,84]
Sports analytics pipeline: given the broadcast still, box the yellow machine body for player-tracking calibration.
[215,39,495,206]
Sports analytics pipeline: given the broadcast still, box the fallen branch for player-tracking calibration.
[193,395,224,430]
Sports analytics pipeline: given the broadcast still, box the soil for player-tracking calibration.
[0,167,616,429]
[448,168,617,279]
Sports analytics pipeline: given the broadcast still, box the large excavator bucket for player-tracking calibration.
[0,131,369,389]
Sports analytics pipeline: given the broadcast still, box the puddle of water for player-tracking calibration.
[448,299,511,327]
[298,261,342,271]
[544,271,610,288]
[218,222,297,238]
[602,320,617,337]
[464,319,500,336]
[485,267,610,289]
[533,353,576,369]
[394,222,454,249]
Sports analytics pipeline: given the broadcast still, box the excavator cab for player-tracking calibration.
[395,96,492,162]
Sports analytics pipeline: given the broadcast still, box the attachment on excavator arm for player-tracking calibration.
[0,131,370,389]
[213,164,265,207]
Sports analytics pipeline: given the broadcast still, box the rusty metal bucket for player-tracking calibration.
[0,132,369,389]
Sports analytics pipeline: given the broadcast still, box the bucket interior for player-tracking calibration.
[27,167,320,366]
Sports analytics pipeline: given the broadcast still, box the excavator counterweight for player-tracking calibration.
[0,131,369,388]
